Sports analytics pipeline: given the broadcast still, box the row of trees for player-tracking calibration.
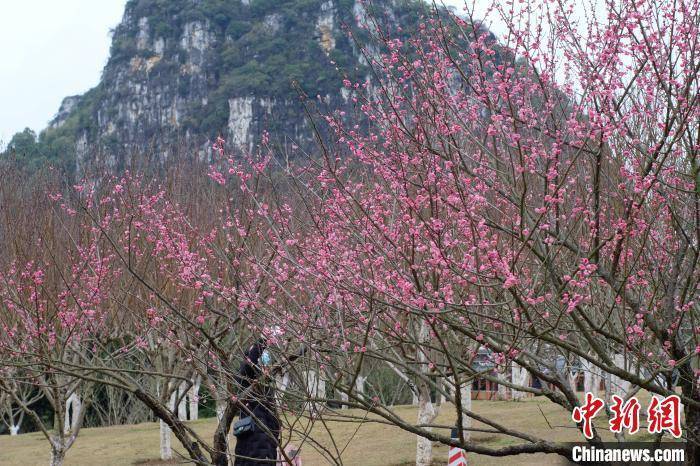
[1,0,698,464]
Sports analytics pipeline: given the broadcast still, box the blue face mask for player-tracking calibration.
[260,349,272,366]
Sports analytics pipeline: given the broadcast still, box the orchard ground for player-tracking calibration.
[0,397,662,465]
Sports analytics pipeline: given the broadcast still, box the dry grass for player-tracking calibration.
[0,397,646,465]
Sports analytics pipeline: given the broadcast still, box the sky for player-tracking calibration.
[0,0,486,148]
[0,1,127,146]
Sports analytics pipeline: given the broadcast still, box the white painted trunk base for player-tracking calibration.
[416,387,436,466]
[159,419,172,460]
[511,362,529,401]
[160,389,176,460]
[188,377,201,421]
[63,393,82,434]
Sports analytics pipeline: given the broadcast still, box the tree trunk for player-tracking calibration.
[354,374,367,406]
[160,389,176,460]
[678,361,699,465]
[416,376,435,466]
[603,372,612,406]
[276,372,290,406]
[610,354,631,397]
[339,390,349,408]
[212,397,238,466]
[63,398,71,435]
[498,366,511,400]
[188,377,200,421]
[460,382,472,440]
[683,401,700,465]
[439,378,449,405]
[9,424,19,435]
[415,320,437,466]
[305,370,317,413]
[159,419,172,460]
[582,358,601,397]
[64,393,82,434]
[567,369,579,394]
[304,370,325,415]
[416,381,436,466]
[72,395,82,433]
[318,375,326,403]
[178,381,188,421]
[451,376,472,442]
[511,362,528,401]
[132,388,208,464]
[216,399,226,422]
[50,442,66,466]
[354,375,366,398]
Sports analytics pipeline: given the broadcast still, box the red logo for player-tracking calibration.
[573,393,682,438]
[647,395,682,438]
[609,395,641,434]
[572,392,605,439]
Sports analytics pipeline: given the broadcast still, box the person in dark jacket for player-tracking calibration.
[233,339,280,465]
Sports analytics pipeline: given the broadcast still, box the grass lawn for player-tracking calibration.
[0,397,648,465]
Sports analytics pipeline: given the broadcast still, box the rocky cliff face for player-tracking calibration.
[16,0,428,174]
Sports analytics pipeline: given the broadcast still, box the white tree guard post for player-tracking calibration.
[160,387,176,460]
[188,376,201,421]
